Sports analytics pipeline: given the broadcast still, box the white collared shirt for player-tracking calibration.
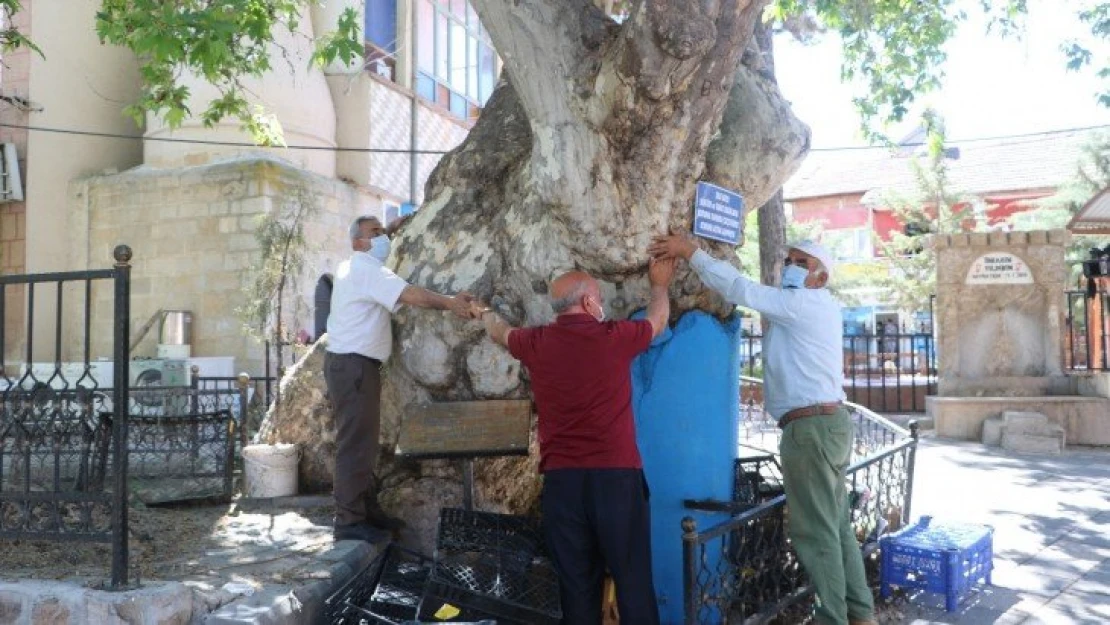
[326,252,409,361]
[690,249,846,418]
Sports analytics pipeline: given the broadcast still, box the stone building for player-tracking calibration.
[0,0,497,375]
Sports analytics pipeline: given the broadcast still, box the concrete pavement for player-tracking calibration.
[890,435,1110,624]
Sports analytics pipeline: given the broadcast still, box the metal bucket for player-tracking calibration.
[159,310,193,346]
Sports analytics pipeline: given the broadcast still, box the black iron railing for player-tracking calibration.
[193,375,268,450]
[739,323,936,414]
[683,382,919,624]
[0,245,132,588]
[1065,289,1110,371]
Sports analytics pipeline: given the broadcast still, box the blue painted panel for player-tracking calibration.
[632,310,741,624]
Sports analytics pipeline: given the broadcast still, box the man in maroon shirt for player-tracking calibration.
[478,258,674,625]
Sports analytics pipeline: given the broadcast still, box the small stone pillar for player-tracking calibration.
[934,230,1071,397]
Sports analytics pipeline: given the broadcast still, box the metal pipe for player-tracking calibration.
[681,516,698,625]
[238,373,251,451]
[904,421,919,523]
[110,244,133,589]
[409,0,419,206]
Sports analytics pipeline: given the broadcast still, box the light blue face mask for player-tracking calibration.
[781,264,808,289]
[369,234,391,262]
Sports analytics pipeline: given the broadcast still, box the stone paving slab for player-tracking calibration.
[892,436,1110,625]
[0,497,383,624]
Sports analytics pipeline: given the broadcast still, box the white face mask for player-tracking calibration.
[368,234,391,262]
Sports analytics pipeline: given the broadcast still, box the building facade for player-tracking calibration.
[783,127,1105,328]
[0,0,498,375]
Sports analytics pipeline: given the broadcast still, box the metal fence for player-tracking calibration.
[0,245,133,588]
[740,323,936,414]
[193,375,269,448]
[1065,289,1110,371]
[684,381,919,624]
[127,387,243,504]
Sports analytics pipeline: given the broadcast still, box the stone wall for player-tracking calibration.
[0,2,31,364]
[69,156,382,374]
[935,229,1070,397]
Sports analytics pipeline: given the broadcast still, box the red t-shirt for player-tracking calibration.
[507,314,654,472]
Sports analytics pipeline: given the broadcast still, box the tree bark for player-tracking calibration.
[750,16,787,287]
[371,0,810,532]
[758,190,786,286]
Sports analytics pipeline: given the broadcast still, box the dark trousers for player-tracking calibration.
[541,468,660,625]
[324,352,382,526]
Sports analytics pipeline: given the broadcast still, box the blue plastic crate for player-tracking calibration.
[879,515,993,612]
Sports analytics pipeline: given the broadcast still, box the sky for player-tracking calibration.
[774,0,1110,148]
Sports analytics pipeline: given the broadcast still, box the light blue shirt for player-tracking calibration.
[690,250,846,419]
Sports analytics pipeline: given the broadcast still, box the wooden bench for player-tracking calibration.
[395,399,532,510]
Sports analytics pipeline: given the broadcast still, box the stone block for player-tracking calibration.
[1001,428,1064,454]
[141,583,193,625]
[1048,229,1069,244]
[982,417,1005,446]
[227,234,257,252]
[952,233,970,247]
[929,396,1110,445]
[0,590,26,625]
[988,231,1009,246]
[30,597,71,625]
[970,232,989,247]
[1007,231,1028,245]
[201,584,299,625]
[1001,410,1052,433]
[1028,230,1048,245]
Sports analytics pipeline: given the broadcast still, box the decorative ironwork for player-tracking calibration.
[685,376,920,624]
[0,245,132,587]
[123,396,237,503]
[194,375,269,449]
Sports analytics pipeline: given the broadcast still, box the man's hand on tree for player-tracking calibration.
[385,214,413,237]
[469,300,491,319]
[450,292,478,319]
[648,257,676,287]
[648,234,698,261]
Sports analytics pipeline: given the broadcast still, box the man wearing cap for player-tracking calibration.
[649,235,875,625]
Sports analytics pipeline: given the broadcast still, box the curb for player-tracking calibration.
[199,540,382,625]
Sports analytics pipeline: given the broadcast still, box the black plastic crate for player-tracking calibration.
[325,544,491,624]
[424,508,561,625]
[733,455,785,505]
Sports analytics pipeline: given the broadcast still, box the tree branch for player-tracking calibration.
[470,0,609,130]
[704,61,810,212]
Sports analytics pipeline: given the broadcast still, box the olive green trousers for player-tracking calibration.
[780,407,875,625]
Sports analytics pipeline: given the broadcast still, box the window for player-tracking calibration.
[825,228,873,262]
[415,0,498,120]
[366,0,398,53]
[366,0,399,81]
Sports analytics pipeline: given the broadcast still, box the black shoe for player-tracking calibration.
[333,522,392,544]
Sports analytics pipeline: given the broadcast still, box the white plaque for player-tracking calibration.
[965,253,1033,285]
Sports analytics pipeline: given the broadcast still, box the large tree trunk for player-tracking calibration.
[371,0,809,547]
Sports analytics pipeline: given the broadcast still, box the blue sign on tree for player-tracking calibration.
[693,181,745,245]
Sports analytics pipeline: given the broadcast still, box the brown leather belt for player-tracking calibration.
[777,402,842,429]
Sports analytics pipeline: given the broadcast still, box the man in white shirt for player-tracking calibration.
[649,235,876,625]
[326,215,476,543]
